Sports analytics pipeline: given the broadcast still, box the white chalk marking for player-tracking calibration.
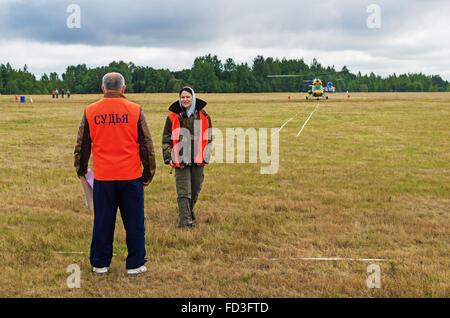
[299,258,385,262]
[55,251,87,254]
[248,257,385,262]
[297,104,319,137]
[55,251,117,256]
[272,111,300,136]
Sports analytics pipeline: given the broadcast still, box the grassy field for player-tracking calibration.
[0,92,448,297]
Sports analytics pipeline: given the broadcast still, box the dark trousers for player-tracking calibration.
[175,166,204,226]
[90,178,146,269]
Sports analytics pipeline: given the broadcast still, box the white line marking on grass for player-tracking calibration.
[299,258,385,262]
[55,251,117,256]
[55,251,87,254]
[248,257,385,262]
[272,111,301,136]
[297,103,319,137]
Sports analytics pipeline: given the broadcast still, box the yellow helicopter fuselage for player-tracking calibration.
[313,89,323,97]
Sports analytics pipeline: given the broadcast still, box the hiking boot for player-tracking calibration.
[178,222,196,229]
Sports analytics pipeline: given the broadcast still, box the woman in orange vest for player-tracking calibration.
[162,87,212,228]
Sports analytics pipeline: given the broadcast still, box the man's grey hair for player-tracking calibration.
[102,72,125,91]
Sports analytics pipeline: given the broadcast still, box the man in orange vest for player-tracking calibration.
[74,72,156,275]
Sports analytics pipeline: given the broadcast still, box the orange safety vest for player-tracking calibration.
[169,111,210,167]
[85,97,141,180]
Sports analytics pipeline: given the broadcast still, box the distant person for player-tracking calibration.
[162,86,212,228]
[52,90,55,99]
[67,90,71,99]
[61,89,65,99]
[74,72,156,275]
[55,89,59,99]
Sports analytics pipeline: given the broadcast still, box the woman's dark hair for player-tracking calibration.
[179,86,194,96]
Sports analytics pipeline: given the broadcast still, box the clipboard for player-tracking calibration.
[80,169,94,212]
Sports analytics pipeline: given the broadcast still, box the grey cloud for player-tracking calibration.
[1,0,449,79]
[0,0,218,46]
[1,0,446,49]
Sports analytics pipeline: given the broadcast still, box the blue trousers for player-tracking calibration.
[90,178,147,269]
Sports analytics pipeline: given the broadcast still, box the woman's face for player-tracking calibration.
[180,90,193,108]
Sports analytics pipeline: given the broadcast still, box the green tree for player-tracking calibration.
[144,68,165,93]
[0,57,449,94]
[62,67,75,92]
[189,57,218,92]
[5,79,19,94]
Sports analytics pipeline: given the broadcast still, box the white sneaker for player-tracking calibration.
[127,265,147,275]
[92,267,108,274]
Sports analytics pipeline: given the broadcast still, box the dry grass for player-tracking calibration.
[0,92,448,297]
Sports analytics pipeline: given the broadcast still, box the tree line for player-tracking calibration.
[1,55,449,95]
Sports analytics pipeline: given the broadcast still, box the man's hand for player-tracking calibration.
[169,160,177,168]
[143,180,150,187]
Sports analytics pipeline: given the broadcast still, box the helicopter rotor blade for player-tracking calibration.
[266,75,303,78]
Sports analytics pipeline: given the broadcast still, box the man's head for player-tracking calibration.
[102,72,126,94]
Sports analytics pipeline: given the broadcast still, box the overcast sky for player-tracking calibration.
[1,0,449,80]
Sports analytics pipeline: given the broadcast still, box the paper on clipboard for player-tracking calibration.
[81,169,94,212]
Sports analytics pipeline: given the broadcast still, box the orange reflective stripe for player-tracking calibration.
[169,112,181,167]
[195,112,210,164]
[170,111,209,166]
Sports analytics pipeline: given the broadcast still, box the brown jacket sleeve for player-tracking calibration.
[138,107,156,183]
[74,110,91,177]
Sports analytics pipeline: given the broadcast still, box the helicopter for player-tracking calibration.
[324,82,336,93]
[267,74,342,100]
[305,78,327,100]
